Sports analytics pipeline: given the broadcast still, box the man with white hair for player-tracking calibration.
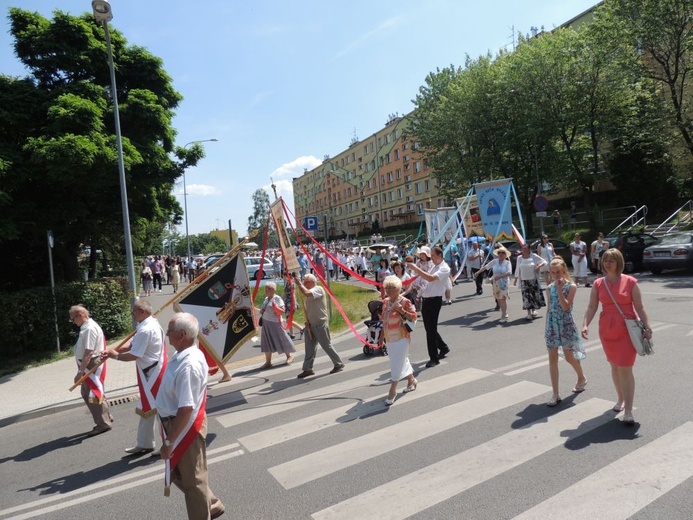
[157,312,225,519]
[293,273,345,378]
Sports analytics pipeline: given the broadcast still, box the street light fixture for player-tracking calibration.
[92,0,137,306]
[182,139,219,261]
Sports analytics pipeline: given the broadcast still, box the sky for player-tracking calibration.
[1,0,600,238]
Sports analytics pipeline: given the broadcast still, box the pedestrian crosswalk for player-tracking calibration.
[205,322,693,519]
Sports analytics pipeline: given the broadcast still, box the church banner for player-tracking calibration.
[272,198,300,273]
[474,179,514,241]
[173,252,256,364]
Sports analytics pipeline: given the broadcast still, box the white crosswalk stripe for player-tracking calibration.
[269,380,549,489]
[513,421,693,519]
[311,398,615,520]
[237,367,492,452]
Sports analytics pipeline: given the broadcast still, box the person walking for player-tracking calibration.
[406,245,450,367]
[544,258,587,407]
[259,282,296,368]
[293,274,345,378]
[102,299,167,455]
[536,235,554,287]
[513,243,547,320]
[581,248,653,425]
[379,275,418,405]
[590,232,610,273]
[570,233,590,287]
[157,312,226,520]
[466,240,485,295]
[141,260,153,297]
[475,246,513,323]
[70,305,113,436]
[171,258,181,293]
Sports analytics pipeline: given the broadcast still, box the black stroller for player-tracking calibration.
[363,300,387,356]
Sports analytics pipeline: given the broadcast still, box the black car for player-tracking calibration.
[604,232,659,273]
[643,231,693,274]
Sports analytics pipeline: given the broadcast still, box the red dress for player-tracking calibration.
[595,275,638,367]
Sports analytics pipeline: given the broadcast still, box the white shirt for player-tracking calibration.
[130,315,165,370]
[422,261,451,298]
[466,247,484,269]
[155,346,207,418]
[74,318,105,361]
[516,253,544,281]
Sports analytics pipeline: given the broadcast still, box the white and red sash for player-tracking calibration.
[136,328,169,418]
[162,388,207,495]
[79,360,107,404]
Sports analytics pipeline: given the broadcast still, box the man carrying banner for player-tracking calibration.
[293,273,345,378]
[70,305,113,436]
[102,299,167,455]
[158,312,225,520]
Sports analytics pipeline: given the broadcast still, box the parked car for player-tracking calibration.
[642,231,693,274]
[244,256,276,280]
[203,253,225,269]
[604,231,659,273]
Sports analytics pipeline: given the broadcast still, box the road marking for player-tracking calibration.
[270,381,549,489]
[238,368,493,453]
[215,366,394,428]
[311,398,614,520]
[514,421,693,519]
[501,323,675,376]
[0,443,242,519]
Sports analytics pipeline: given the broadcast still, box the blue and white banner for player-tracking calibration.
[474,179,514,241]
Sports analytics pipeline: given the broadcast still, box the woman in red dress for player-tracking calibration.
[581,249,653,425]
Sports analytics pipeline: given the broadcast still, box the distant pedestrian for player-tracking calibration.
[569,201,577,231]
[590,232,610,273]
[513,243,547,320]
[570,233,590,287]
[70,305,113,437]
[259,282,295,368]
[544,258,587,407]
[475,246,512,323]
[552,210,562,234]
[466,240,485,295]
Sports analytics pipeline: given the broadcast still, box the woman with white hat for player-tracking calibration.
[475,246,513,323]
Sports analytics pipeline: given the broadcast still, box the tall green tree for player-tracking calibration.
[0,8,195,289]
[247,188,278,248]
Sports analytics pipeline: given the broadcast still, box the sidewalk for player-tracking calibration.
[0,275,371,428]
[0,282,259,428]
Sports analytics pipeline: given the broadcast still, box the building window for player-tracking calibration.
[389,191,394,201]
[404,164,410,171]
[397,188,402,199]
[425,180,430,191]
[396,169,402,180]
[388,172,393,182]
[394,149,400,160]
[414,161,421,173]
[405,184,411,191]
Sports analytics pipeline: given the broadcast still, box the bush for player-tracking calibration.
[0,277,130,361]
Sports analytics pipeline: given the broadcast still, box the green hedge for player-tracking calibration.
[0,277,131,360]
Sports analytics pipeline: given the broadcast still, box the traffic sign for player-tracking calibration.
[304,216,318,232]
[533,195,549,212]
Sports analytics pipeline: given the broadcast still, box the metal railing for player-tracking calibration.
[649,200,693,235]
[608,205,648,235]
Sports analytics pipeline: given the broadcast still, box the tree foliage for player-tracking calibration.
[247,188,278,247]
[0,8,196,289]
[412,4,686,234]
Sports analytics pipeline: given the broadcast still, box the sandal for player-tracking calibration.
[623,414,635,425]
[260,362,272,369]
[547,395,562,407]
[572,380,588,393]
[612,402,624,412]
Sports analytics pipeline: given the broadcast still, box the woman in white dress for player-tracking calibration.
[379,275,418,405]
[536,235,555,286]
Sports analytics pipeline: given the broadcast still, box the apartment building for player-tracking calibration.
[292,114,444,240]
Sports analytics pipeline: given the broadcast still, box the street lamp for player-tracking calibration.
[92,0,137,306]
[182,139,218,260]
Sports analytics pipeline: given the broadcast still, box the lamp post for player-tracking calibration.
[182,139,218,260]
[92,0,137,306]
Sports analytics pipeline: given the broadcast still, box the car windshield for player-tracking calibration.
[659,233,693,245]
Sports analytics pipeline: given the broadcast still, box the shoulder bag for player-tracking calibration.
[393,297,417,332]
[603,280,654,356]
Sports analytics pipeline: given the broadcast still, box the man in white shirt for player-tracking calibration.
[102,300,167,455]
[406,245,451,367]
[466,240,485,295]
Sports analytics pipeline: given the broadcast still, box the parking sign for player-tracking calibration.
[304,216,318,232]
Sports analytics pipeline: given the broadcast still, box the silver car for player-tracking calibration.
[642,231,693,274]
[244,256,276,280]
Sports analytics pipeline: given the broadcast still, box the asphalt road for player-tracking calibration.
[1,272,692,520]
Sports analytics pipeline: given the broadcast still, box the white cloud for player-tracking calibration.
[187,184,222,196]
[333,15,405,60]
[266,155,322,226]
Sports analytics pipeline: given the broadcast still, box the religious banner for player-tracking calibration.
[272,198,300,272]
[424,206,456,245]
[458,194,485,239]
[173,252,256,364]
[474,179,514,241]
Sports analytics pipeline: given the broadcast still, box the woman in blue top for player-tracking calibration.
[545,257,587,407]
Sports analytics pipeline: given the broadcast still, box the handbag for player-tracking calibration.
[402,316,417,333]
[602,279,654,356]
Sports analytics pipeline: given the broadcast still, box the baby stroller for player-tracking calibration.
[363,300,387,356]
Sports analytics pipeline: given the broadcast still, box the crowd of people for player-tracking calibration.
[68,227,654,518]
